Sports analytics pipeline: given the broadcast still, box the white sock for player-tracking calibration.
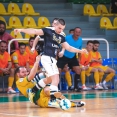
[96,84,99,86]
[103,80,106,84]
[39,79,46,87]
[100,83,102,85]
[82,84,85,87]
[50,85,58,91]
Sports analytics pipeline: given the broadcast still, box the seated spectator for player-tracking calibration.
[69,29,74,34]
[0,20,19,53]
[0,41,12,76]
[90,40,115,89]
[35,36,44,55]
[79,41,103,90]
[26,37,38,69]
[7,43,30,93]
[111,0,117,13]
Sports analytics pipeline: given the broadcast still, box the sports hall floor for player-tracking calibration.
[0,90,117,117]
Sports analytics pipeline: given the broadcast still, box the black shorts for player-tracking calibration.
[57,55,79,69]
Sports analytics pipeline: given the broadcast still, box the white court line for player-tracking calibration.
[0,113,40,117]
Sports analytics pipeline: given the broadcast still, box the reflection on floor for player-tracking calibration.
[0,90,117,117]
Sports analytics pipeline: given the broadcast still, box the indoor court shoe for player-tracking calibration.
[48,100,60,108]
[82,86,89,91]
[27,88,35,103]
[102,83,108,90]
[68,86,74,91]
[76,101,86,107]
[74,87,82,92]
[7,88,16,94]
[72,101,86,107]
[82,86,92,91]
[94,85,103,90]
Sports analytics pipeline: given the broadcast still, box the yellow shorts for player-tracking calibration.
[94,66,108,72]
[85,67,93,76]
[80,66,93,76]
[36,89,50,108]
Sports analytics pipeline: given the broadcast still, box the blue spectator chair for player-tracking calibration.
[102,58,113,68]
[113,58,117,73]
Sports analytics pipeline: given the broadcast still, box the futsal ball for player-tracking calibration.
[59,99,71,110]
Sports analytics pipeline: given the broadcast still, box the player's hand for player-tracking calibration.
[80,49,88,54]
[36,55,41,62]
[31,47,35,53]
[91,58,96,62]
[58,51,64,58]
[14,29,22,34]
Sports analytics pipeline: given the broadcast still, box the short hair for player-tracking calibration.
[19,42,26,47]
[29,36,36,42]
[0,40,7,45]
[93,40,100,44]
[87,40,93,45]
[69,29,74,33]
[0,20,6,29]
[58,19,65,26]
[14,66,25,78]
[52,18,59,23]
[15,67,21,75]
[74,27,82,31]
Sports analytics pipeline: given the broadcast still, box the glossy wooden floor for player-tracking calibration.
[0,90,117,117]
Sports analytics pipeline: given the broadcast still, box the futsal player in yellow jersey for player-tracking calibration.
[15,55,85,108]
[79,41,103,90]
[90,40,115,89]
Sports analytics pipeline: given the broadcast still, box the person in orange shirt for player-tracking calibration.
[79,41,103,90]
[0,41,12,75]
[90,40,115,89]
[26,37,38,69]
[7,43,30,93]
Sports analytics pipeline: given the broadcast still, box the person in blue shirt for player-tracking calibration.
[57,27,82,92]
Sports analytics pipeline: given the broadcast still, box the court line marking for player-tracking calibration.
[0,113,40,117]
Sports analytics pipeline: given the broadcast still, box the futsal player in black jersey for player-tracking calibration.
[14,19,87,107]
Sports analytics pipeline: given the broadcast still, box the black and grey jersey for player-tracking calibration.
[41,27,66,58]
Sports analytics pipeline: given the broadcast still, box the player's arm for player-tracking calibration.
[14,28,44,36]
[14,64,20,68]
[91,53,102,64]
[27,55,41,81]
[12,53,20,68]
[61,42,87,54]
[31,36,41,52]
[26,62,30,72]
[7,61,12,70]
[58,48,65,58]
[94,58,102,64]
[6,55,12,70]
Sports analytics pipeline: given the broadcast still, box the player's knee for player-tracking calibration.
[93,68,98,72]
[74,68,81,74]
[81,68,85,71]
[111,69,116,74]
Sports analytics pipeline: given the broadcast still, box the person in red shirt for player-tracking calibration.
[0,20,19,53]
[0,41,12,75]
